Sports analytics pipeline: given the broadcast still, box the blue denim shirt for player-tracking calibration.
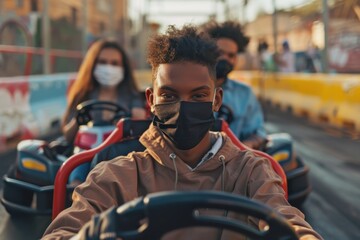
[220,78,266,141]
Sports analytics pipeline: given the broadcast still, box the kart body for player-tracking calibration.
[1,100,129,215]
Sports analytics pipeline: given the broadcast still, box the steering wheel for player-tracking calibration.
[217,104,234,124]
[77,191,298,240]
[75,100,131,126]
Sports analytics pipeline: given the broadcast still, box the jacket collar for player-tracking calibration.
[139,123,244,173]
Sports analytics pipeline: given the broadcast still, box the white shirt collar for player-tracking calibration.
[187,132,223,171]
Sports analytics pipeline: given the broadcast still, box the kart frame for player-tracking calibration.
[52,118,288,219]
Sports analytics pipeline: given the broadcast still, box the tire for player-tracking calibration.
[3,164,34,215]
[287,157,311,208]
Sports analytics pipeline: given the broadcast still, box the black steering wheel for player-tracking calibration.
[217,104,234,124]
[76,100,131,126]
[77,191,298,240]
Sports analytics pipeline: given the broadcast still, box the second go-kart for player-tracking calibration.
[217,104,311,207]
[1,100,130,216]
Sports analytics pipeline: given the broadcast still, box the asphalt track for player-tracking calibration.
[0,106,359,239]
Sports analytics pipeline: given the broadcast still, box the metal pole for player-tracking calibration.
[0,0,3,22]
[109,0,116,38]
[82,0,88,56]
[242,0,247,24]
[42,0,51,74]
[322,0,329,73]
[224,0,230,20]
[272,0,278,54]
[214,0,218,21]
[122,0,129,48]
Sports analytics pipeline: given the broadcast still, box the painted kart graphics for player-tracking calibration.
[0,73,76,152]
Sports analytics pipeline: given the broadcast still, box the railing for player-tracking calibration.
[0,45,82,76]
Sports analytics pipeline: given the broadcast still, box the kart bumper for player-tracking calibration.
[1,175,74,216]
[286,157,311,207]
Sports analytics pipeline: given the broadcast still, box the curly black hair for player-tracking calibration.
[202,20,250,53]
[147,25,219,80]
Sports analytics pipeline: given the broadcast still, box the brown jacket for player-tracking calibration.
[43,124,322,240]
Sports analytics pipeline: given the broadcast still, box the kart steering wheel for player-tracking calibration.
[217,104,234,124]
[76,100,131,126]
[77,191,298,240]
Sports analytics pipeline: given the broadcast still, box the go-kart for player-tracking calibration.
[48,119,297,239]
[73,191,298,240]
[52,118,288,219]
[1,100,130,216]
[218,105,311,207]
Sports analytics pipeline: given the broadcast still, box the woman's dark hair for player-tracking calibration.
[94,41,138,93]
[202,20,250,53]
[147,25,220,80]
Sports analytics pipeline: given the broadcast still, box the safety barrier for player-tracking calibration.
[229,71,360,133]
[0,73,76,151]
[1,70,359,152]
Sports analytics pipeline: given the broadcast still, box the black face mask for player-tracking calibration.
[216,59,234,80]
[153,101,215,150]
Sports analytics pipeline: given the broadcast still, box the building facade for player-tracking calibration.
[0,0,128,44]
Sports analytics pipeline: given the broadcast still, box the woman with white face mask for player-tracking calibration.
[61,40,147,184]
[62,40,146,143]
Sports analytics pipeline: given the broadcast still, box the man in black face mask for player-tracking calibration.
[203,21,267,149]
[43,25,322,240]
[145,27,223,166]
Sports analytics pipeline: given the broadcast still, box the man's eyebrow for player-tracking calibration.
[158,85,211,92]
[158,86,177,92]
[191,86,211,92]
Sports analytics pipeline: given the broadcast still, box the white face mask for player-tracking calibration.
[94,64,124,87]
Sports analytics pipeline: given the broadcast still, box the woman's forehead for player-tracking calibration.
[98,48,122,59]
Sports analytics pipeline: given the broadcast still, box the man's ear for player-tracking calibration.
[145,87,155,113]
[213,87,223,112]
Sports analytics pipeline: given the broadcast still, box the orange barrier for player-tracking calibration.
[229,71,360,133]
